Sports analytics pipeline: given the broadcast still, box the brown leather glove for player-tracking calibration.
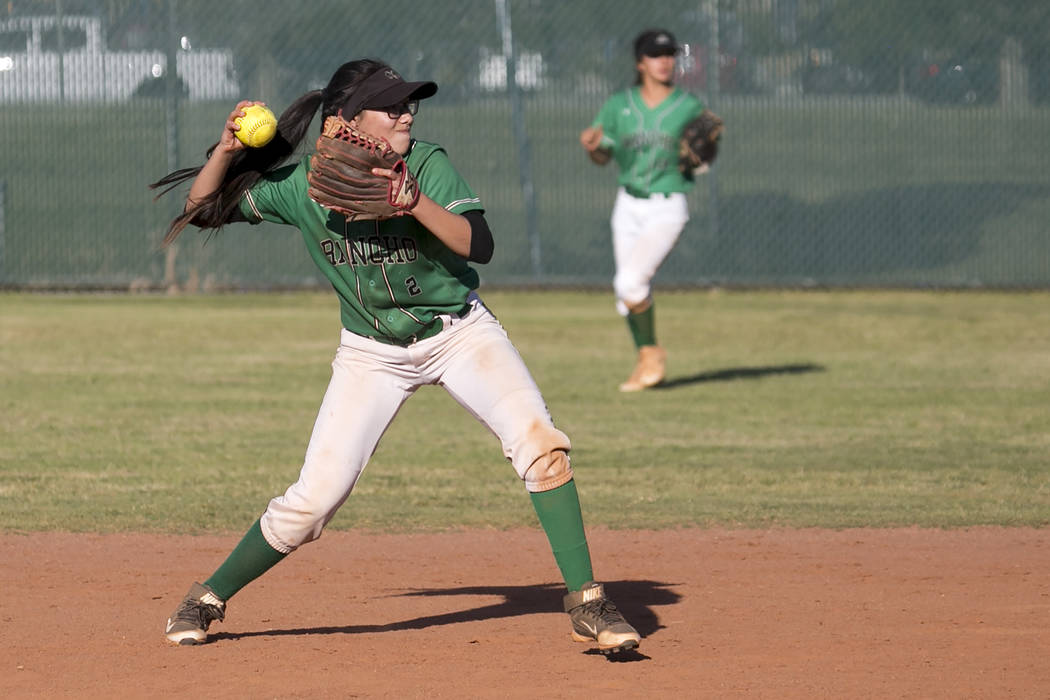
[307,115,420,220]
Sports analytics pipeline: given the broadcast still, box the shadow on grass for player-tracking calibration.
[656,362,825,390]
[209,579,677,662]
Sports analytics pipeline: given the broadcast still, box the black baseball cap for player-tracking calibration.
[341,67,438,118]
[634,29,680,59]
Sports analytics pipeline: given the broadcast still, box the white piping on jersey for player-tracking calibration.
[344,218,382,333]
[379,264,424,324]
[343,218,424,336]
[243,189,263,221]
[623,92,652,192]
[445,196,481,211]
[624,88,690,193]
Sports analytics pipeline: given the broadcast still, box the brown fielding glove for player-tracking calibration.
[678,109,724,176]
[307,115,420,220]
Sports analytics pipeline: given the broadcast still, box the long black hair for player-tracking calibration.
[150,58,390,246]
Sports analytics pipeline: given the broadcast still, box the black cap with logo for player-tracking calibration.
[634,29,680,60]
[341,67,438,118]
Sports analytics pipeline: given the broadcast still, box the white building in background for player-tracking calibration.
[0,15,238,102]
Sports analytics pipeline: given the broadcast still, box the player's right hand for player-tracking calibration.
[219,100,265,154]
[580,126,604,152]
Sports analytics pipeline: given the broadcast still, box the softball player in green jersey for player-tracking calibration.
[151,58,639,655]
[581,29,706,392]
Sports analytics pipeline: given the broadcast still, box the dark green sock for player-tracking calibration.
[625,303,656,348]
[529,480,594,592]
[204,518,287,601]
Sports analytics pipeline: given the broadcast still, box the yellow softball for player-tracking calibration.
[234,104,278,148]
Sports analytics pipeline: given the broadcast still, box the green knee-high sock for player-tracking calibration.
[626,303,656,348]
[530,480,594,592]
[204,518,287,601]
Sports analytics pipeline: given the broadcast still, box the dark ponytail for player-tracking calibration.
[150,58,390,247]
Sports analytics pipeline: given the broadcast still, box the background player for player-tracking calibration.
[580,29,708,392]
[151,58,640,655]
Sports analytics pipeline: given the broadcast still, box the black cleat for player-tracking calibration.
[165,581,226,645]
[563,581,641,654]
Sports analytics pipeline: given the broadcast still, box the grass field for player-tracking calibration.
[2,288,1048,534]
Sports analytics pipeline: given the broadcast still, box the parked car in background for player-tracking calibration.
[798,48,886,96]
[675,42,751,94]
[0,14,238,102]
[131,73,189,98]
[478,47,545,92]
[1023,46,1049,105]
[907,53,997,105]
[801,62,874,94]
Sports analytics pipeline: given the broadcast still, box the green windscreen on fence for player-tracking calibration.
[1,0,1048,290]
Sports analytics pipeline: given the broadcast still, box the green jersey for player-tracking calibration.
[592,86,704,196]
[239,140,483,343]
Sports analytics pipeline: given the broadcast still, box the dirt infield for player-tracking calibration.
[3,527,1048,699]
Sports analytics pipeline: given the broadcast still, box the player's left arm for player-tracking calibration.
[372,146,493,262]
[399,194,473,258]
[406,199,492,263]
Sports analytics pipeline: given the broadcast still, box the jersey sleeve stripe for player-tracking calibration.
[445,196,482,211]
[243,189,264,222]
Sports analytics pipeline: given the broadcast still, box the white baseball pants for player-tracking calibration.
[259,293,571,553]
[610,188,689,315]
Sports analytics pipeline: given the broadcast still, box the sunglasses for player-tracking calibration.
[380,100,420,119]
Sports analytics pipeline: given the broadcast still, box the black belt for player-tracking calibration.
[368,302,472,347]
[370,318,444,347]
[624,187,672,199]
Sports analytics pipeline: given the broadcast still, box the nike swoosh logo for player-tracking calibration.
[578,620,598,636]
[165,618,175,633]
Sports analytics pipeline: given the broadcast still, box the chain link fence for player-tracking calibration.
[1,0,1048,290]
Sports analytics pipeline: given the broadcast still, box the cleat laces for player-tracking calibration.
[580,598,626,627]
[173,598,224,628]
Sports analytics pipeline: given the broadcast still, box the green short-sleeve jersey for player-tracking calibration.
[592,86,704,195]
[238,139,483,342]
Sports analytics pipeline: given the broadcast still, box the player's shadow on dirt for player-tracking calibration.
[656,362,824,389]
[210,579,676,661]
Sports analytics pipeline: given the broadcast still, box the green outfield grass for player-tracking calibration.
[2,289,1048,533]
